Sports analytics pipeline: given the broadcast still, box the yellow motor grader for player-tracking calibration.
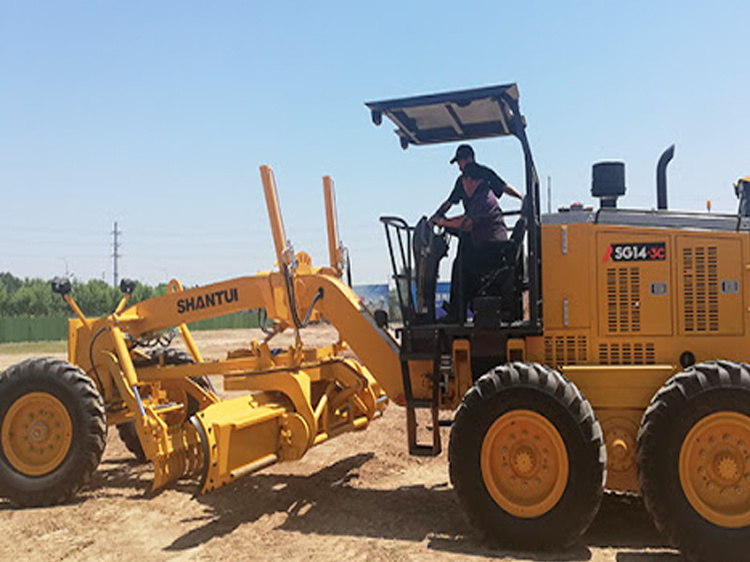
[2,83,750,562]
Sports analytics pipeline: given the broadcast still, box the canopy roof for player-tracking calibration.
[365,83,523,149]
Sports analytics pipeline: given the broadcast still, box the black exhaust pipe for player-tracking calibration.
[657,145,675,210]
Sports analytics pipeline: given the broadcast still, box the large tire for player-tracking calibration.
[0,357,106,507]
[638,361,750,562]
[116,422,146,463]
[147,348,194,369]
[449,362,606,549]
[117,348,208,462]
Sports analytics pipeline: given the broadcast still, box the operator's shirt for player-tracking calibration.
[465,182,508,244]
[448,163,508,207]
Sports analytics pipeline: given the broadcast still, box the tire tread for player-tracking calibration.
[0,357,106,507]
[449,362,605,548]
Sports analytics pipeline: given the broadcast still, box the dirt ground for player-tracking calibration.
[0,326,682,561]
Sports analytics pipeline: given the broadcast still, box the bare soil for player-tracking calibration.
[0,326,682,561]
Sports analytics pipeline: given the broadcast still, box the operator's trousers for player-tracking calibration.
[447,237,507,322]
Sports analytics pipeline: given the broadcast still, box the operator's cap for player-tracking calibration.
[450,144,474,164]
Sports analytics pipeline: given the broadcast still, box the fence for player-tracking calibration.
[0,311,264,344]
[0,316,69,344]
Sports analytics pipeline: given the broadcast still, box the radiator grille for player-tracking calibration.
[607,266,641,333]
[598,342,656,365]
[544,335,588,368]
[682,246,719,333]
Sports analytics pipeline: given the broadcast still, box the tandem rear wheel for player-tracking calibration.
[449,362,606,549]
[0,357,106,507]
[638,361,750,562]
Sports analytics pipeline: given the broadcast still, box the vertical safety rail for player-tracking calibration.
[379,216,415,326]
[380,216,441,455]
[499,89,543,332]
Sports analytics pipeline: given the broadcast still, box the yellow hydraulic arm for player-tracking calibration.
[63,165,406,494]
[111,167,404,399]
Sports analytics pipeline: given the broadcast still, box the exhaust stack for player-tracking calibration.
[657,145,675,210]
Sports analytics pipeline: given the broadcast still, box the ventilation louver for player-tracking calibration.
[682,246,719,333]
[544,335,588,368]
[606,266,641,333]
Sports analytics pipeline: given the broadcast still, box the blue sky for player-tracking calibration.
[1,1,748,286]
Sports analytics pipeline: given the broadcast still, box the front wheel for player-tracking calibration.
[0,358,106,506]
[449,362,606,549]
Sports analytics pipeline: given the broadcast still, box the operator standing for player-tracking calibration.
[430,145,523,322]
[430,144,523,222]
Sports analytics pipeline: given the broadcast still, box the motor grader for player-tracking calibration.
[1,83,749,562]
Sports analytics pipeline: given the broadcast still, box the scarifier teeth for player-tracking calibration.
[151,424,205,492]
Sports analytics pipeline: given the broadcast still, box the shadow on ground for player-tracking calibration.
[107,452,679,561]
[0,451,682,561]
[585,493,682,561]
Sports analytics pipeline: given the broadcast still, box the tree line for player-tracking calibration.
[0,272,168,317]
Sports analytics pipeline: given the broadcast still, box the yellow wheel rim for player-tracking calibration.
[481,409,569,518]
[1,392,73,476]
[679,411,750,528]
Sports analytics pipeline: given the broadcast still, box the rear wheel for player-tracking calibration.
[0,358,106,506]
[449,362,605,548]
[638,361,750,562]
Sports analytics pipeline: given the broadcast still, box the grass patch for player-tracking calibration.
[0,340,67,355]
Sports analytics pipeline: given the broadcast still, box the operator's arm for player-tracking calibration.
[503,183,523,200]
[429,176,465,224]
[434,215,472,231]
[429,199,453,224]
[484,166,523,201]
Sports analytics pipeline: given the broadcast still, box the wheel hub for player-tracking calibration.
[512,446,537,476]
[715,454,741,483]
[1,392,73,476]
[679,411,750,528]
[28,420,50,444]
[481,409,569,518]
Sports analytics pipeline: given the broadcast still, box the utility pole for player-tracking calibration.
[112,221,121,288]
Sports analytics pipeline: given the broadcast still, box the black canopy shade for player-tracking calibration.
[365,83,523,149]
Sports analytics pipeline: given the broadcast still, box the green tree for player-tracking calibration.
[0,285,8,315]
[0,272,184,317]
[72,279,120,317]
[7,279,58,316]
[0,272,23,296]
